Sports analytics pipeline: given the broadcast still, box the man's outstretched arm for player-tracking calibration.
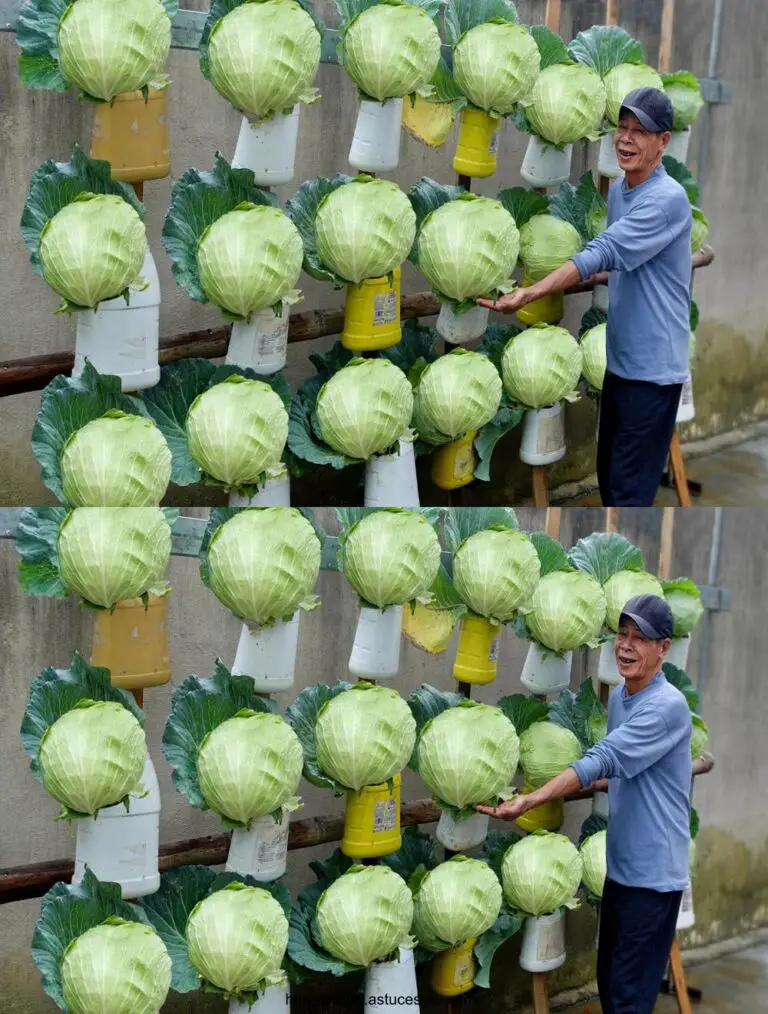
[476,766,583,821]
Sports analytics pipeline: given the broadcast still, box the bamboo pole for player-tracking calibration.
[658,508,676,579]
[544,0,562,33]
[545,507,562,539]
[605,0,619,26]
[658,0,675,74]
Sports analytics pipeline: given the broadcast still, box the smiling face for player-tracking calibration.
[614,111,671,183]
[615,618,671,690]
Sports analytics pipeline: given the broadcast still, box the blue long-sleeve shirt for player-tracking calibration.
[571,165,692,385]
[571,672,692,892]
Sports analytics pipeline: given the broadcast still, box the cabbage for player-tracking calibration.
[197,205,303,318]
[691,714,709,760]
[580,323,607,392]
[197,711,303,827]
[340,510,442,607]
[342,3,441,101]
[412,856,502,951]
[187,882,288,993]
[315,865,414,967]
[453,528,541,622]
[205,0,321,118]
[60,411,172,507]
[453,22,540,115]
[186,376,289,489]
[663,72,705,131]
[39,700,146,817]
[524,64,606,145]
[315,684,416,791]
[315,178,416,284]
[316,358,414,460]
[61,918,172,1014]
[204,508,321,626]
[691,207,709,252]
[579,830,607,900]
[413,350,502,444]
[604,63,664,126]
[663,579,704,637]
[519,215,583,281]
[525,571,607,653]
[604,570,665,632]
[501,325,583,409]
[519,722,582,789]
[418,701,519,810]
[502,832,582,916]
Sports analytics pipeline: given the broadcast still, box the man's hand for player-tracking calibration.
[475,795,535,821]
[476,286,539,314]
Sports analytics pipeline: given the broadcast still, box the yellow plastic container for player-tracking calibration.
[515,783,565,833]
[431,937,477,997]
[90,594,171,690]
[341,268,402,351]
[342,774,401,859]
[516,272,564,326]
[431,430,478,490]
[90,88,171,183]
[453,108,498,178]
[453,615,499,685]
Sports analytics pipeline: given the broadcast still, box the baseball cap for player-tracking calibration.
[619,594,674,640]
[619,87,675,133]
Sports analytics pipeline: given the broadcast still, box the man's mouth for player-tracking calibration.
[617,146,637,161]
[617,653,637,667]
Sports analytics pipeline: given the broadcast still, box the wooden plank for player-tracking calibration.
[669,937,694,1014]
[658,0,676,73]
[544,0,562,33]
[545,507,562,539]
[605,0,620,25]
[532,466,549,507]
[658,508,676,579]
[532,972,550,1014]
[669,433,693,507]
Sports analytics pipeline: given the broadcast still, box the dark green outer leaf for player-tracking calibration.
[662,155,700,205]
[477,322,521,373]
[287,376,358,470]
[482,829,520,880]
[197,507,243,591]
[381,319,440,373]
[567,25,644,77]
[443,0,518,45]
[408,177,465,233]
[662,663,700,713]
[382,826,439,881]
[579,813,608,846]
[573,170,608,242]
[690,299,699,333]
[18,51,69,91]
[285,175,351,287]
[407,684,465,761]
[568,532,644,584]
[443,506,518,552]
[474,397,524,482]
[15,507,69,597]
[15,0,69,92]
[690,806,700,840]
[288,882,358,977]
[529,530,570,575]
[548,180,591,241]
[309,342,354,380]
[497,187,549,230]
[474,904,523,988]
[529,24,570,70]
[284,682,353,790]
[309,848,355,886]
[573,676,607,748]
[547,688,581,740]
[579,306,607,338]
[424,56,466,103]
[496,693,549,737]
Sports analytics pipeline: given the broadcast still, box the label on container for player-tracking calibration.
[255,824,290,864]
[453,951,475,986]
[489,132,499,155]
[680,883,693,914]
[535,412,565,455]
[452,446,474,478]
[257,320,289,358]
[489,637,500,662]
[373,799,397,833]
[680,375,693,408]
[373,290,397,326]
[536,918,565,962]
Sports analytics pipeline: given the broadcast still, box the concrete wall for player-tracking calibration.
[1,0,766,506]
[1,507,766,1011]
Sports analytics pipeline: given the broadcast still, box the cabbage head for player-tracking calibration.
[197,711,303,827]
[186,376,288,488]
[316,358,414,460]
[341,510,442,607]
[40,194,146,310]
[580,323,607,392]
[604,570,665,632]
[205,508,321,626]
[579,830,607,900]
[315,684,416,791]
[206,0,321,118]
[60,412,171,507]
[39,700,146,817]
[604,63,664,126]
[315,178,416,284]
[691,714,709,760]
[197,205,303,318]
[501,325,582,409]
[519,722,582,789]
[418,701,519,810]
[342,3,441,101]
[691,208,709,253]
[57,507,171,607]
[519,215,583,282]
[525,571,607,653]
[663,73,705,131]
[61,918,172,1014]
[315,865,413,967]
[501,831,582,916]
[58,0,171,102]
[453,22,540,115]
[412,856,502,951]
[187,882,288,993]
[413,350,502,444]
[453,528,541,622]
[524,64,606,145]
[664,580,704,637]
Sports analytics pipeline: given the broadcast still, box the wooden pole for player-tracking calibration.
[544,0,562,33]
[658,0,675,74]
[545,507,562,539]
[532,971,550,1013]
[605,0,620,25]
[532,466,549,507]
[604,508,620,533]
[669,938,694,1014]
[658,508,675,579]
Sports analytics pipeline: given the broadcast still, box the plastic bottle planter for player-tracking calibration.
[453,107,499,178]
[453,615,499,685]
[519,403,566,466]
[226,814,291,882]
[520,135,573,189]
[342,774,402,859]
[598,132,623,180]
[520,642,573,695]
[592,283,610,312]
[229,982,290,1014]
[232,108,301,185]
[591,790,609,820]
[226,305,291,376]
[519,909,567,974]
[365,440,420,507]
[665,634,692,671]
[348,604,404,680]
[228,475,292,508]
[516,273,564,327]
[436,303,489,344]
[231,615,301,693]
[73,755,160,899]
[666,128,692,164]
[677,374,695,425]
[515,785,564,833]
[90,594,171,690]
[342,268,402,352]
[90,89,171,184]
[431,937,477,997]
[365,948,420,1011]
[436,810,490,852]
[677,881,695,931]
[74,250,161,392]
[349,98,403,173]
[431,431,478,491]
[598,638,622,686]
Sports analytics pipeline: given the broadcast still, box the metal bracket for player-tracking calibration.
[699,584,731,612]
[698,77,733,105]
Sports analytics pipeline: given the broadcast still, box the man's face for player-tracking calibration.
[614,111,670,175]
[615,618,671,684]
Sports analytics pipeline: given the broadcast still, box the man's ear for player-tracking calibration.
[660,131,672,152]
[660,638,672,657]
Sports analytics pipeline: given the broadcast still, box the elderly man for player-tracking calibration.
[480,88,693,507]
[478,595,692,1014]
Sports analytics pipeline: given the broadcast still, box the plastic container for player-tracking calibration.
[231,616,301,692]
[677,881,695,931]
[229,982,290,1014]
[520,135,573,188]
[226,306,290,375]
[666,635,692,671]
[436,811,489,852]
[349,604,403,680]
[598,132,622,179]
[519,404,566,466]
[436,303,489,344]
[591,790,609,820]
[226,814,291,882]
[592,283,609,312]
[73,754,160,898]
[90,593,171,690]
[516,272,564,327]
[342,269,401,351]
[74,250,160,392]
[228,474,291,508]
[598,638,622,686]
[667,128,692,164]
[365,440,420,507]
[431,431,478,491]
[519,910,566,973]
[431,937,477,997]
[232,109,301,185]
[453,615,499,685]
[349,98,403,172]
[520,642,572,695]
[516,784,564,833]
[90,88,170,183]
[365,948,419,1010]
[677,374,695,424]
[342,775,401,859]
[453,107,499,178]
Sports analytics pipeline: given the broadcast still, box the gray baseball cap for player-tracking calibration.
[619,87,675,133]
[619,594,674,640]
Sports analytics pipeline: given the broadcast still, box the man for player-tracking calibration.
[478,595,692,1014]
[479,89,693,507]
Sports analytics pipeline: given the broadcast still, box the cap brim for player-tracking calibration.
[619,104,662,133]
[619,611,662,639]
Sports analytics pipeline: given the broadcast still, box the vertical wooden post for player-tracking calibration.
[532,971,550,1013]
[658,507,675,579]
[545,507,562,539]
[604,508,620,533]
[669,938,694,1014]
[532,466,549,507]
[658,0,675,73]
[605,0,620,25]
[544,0,562,33]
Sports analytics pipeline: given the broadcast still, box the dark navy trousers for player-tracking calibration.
[597,371,683,507]
[597,878,683,1014]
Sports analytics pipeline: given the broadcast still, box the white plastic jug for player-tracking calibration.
[520,135,573,188]
[436,811,489,852]
[349,98,402,172]
[520,642,573,695]
[364,948,420,1010]
[519,910,567,973]
[598,638,622,686]
[436,303,489,344]
[226,306,290,375]
[231,616,301,692]
[364,441,420,508]
[349,605,403,680]
[228,474,291,507]
[232,110,301,185]
[520,404,566,466]
[229,982,290,1013]
[226,814,291,882]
